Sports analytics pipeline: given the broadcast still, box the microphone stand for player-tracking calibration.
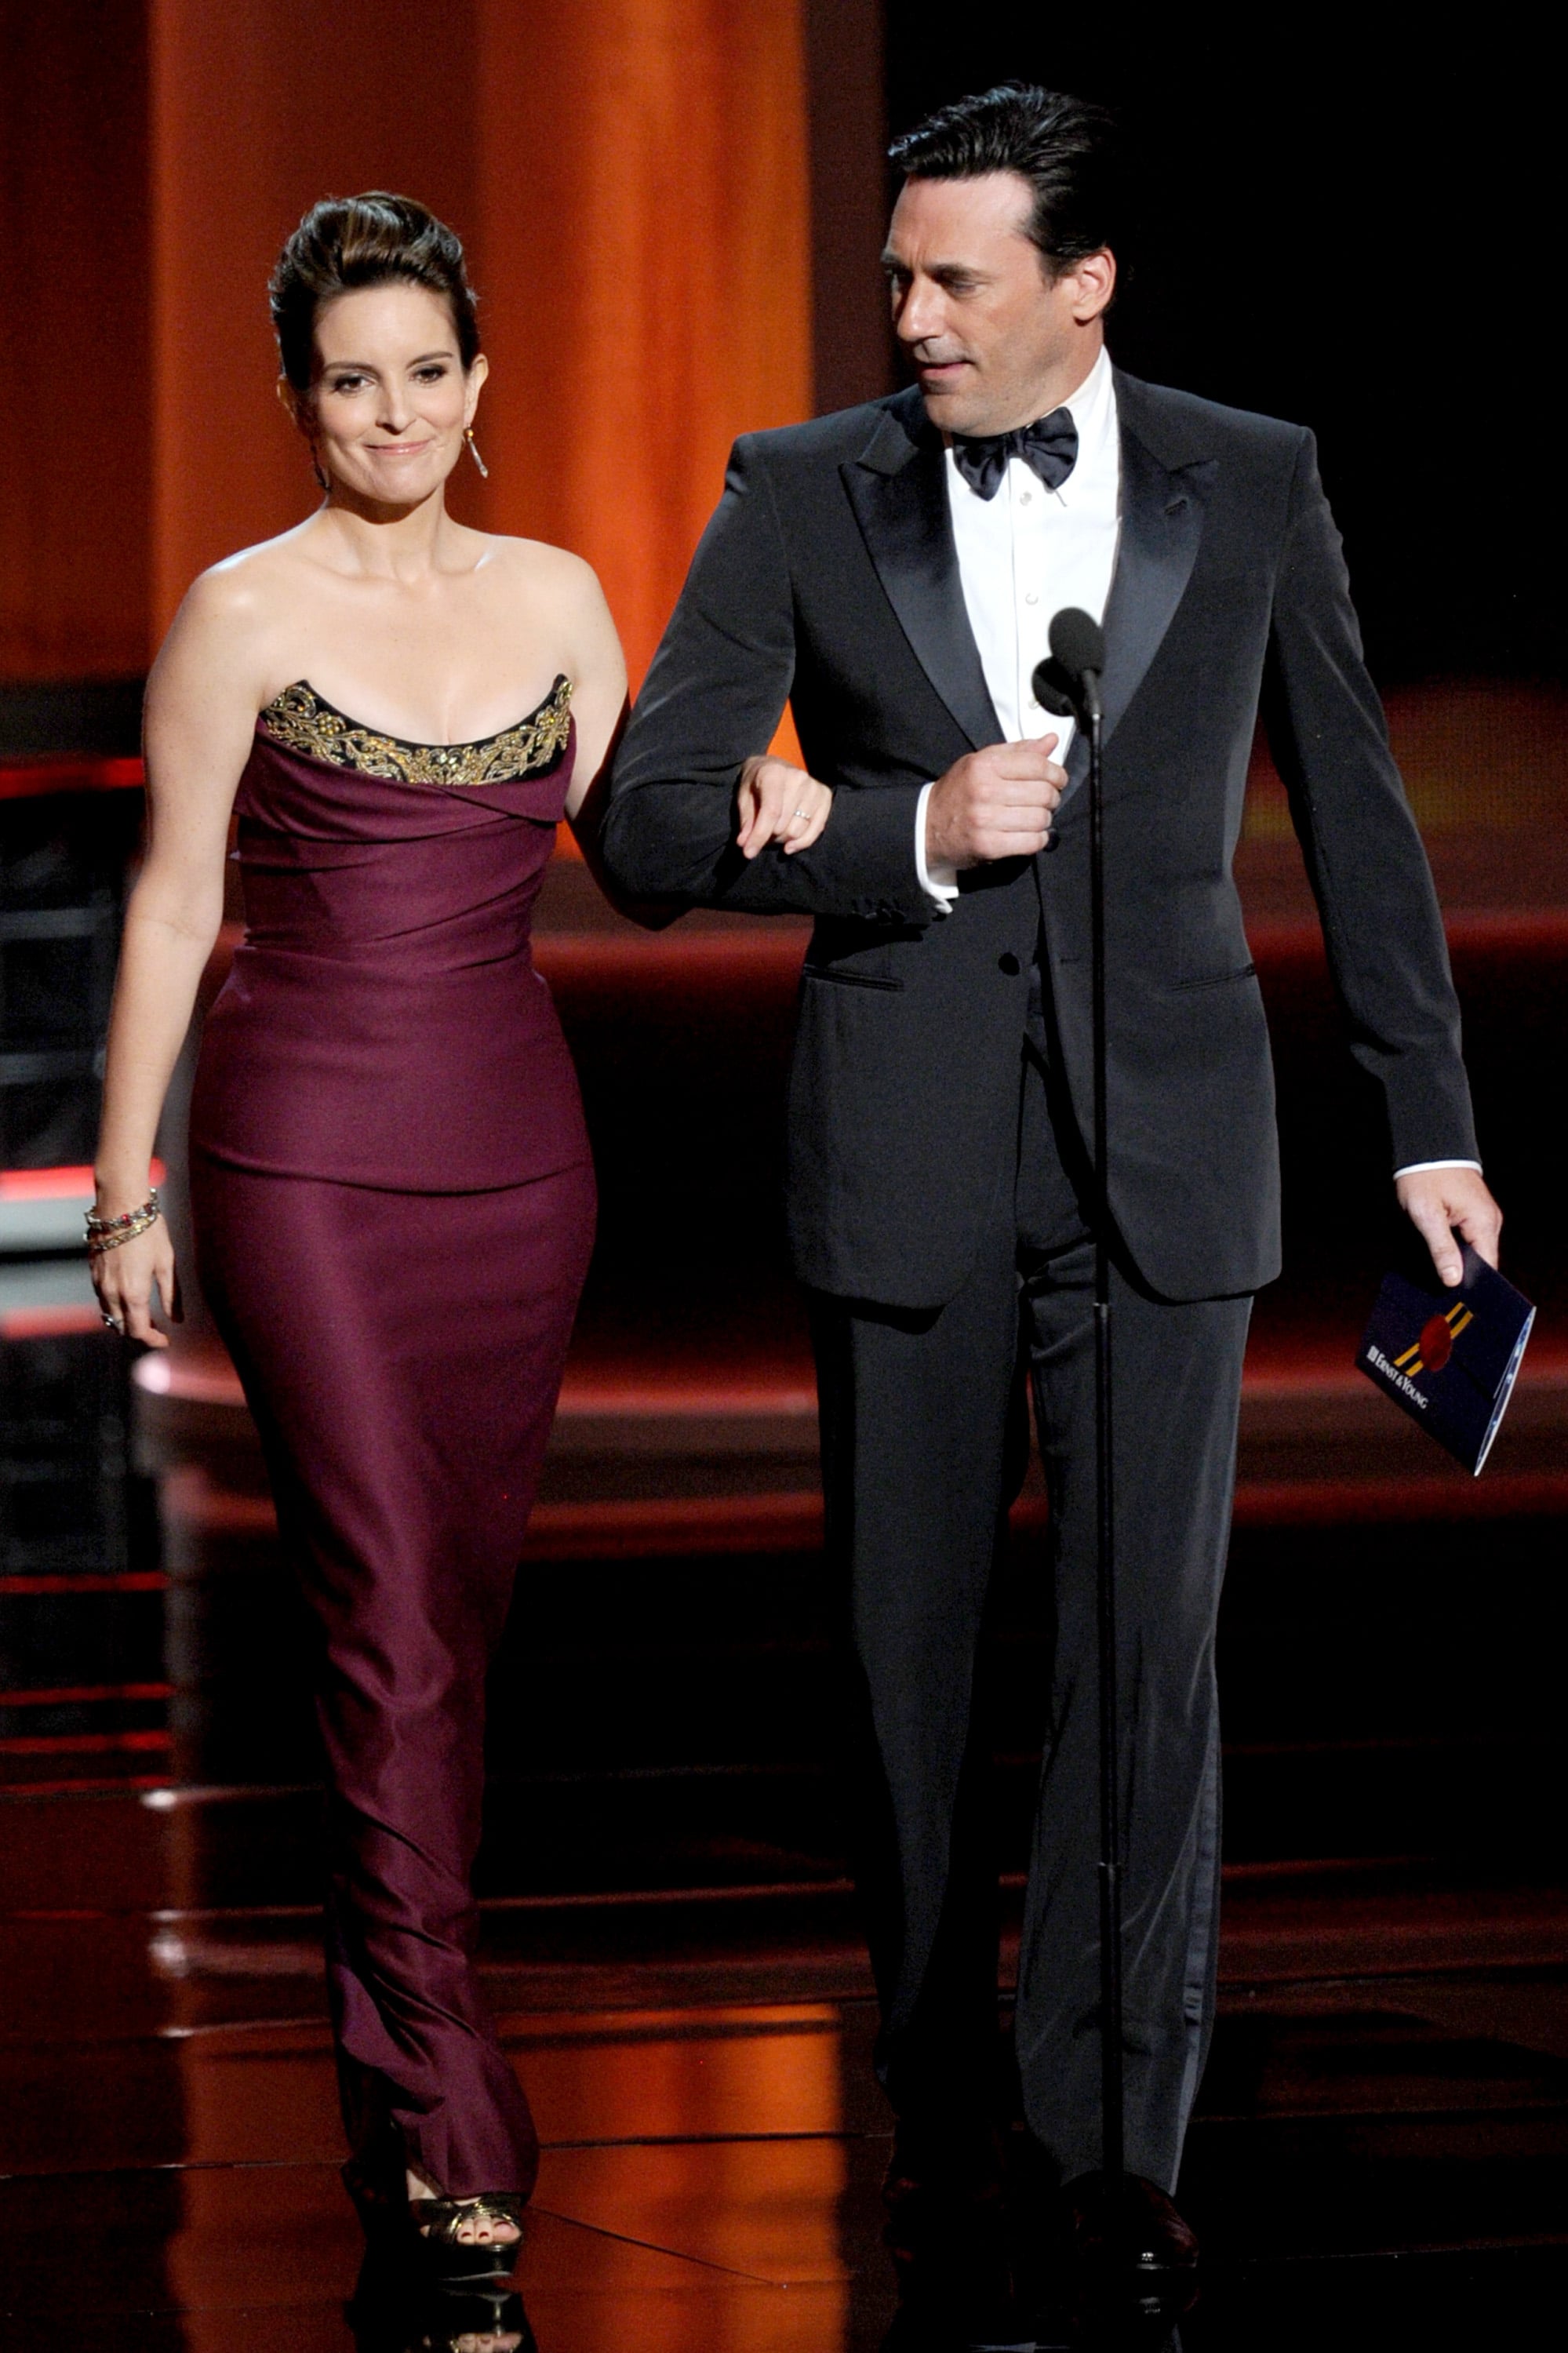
[1036,647,1126,2218]
[1082,675,1125,2206]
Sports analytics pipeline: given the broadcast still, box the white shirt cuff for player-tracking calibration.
[1393,1159,1483,1177]
[915,780,959,912]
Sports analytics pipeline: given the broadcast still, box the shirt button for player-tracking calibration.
[1024,591,1039,605]
[1019,490,1033,505]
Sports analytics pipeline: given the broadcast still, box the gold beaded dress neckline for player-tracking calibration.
[256,675,573,788]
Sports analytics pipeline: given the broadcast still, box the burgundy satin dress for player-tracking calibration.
[189,677,595,2204]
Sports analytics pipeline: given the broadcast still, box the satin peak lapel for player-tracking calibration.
[1060,406,1213,803]
[842,395,1001,753]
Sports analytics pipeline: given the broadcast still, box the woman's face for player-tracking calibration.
[304,280,486,507]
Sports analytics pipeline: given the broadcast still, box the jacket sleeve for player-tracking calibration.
[1262,431,1480,1169]
[601,435,936,925]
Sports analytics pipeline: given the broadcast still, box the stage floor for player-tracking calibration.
[2,1785,1566,2351]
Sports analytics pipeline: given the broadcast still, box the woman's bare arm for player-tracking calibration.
[557,558,678,929]
[93,569,268,1344]
[559,559,627,828]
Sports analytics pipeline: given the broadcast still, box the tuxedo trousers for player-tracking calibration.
[809,1017,1251,2191]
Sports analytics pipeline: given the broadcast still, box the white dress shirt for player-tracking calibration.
[908,344,1478,1180]
[915,343,1120,904]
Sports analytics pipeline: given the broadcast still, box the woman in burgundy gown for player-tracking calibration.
[189,671,597,2244]
[88,190,835,2313]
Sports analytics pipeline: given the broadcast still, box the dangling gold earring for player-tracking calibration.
[464,427,489,478]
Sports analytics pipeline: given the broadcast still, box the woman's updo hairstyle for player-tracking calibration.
[270,192,481,395]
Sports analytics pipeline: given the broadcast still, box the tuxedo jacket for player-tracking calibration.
[603,371,1477,1309]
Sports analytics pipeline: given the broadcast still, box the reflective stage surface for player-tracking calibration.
[3,1784,1567,2351]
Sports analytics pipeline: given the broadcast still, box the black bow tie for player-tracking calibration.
[951,406,1079,501]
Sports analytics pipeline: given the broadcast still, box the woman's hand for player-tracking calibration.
[90,1220,181,1348]
[735,756,833,859]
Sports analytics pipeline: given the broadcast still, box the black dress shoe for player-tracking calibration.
[1060,2172,1199,2279]
[882,2122,1006,2248]
[882,2122,1035,2345]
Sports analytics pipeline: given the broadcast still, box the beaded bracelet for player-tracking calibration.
[85,1187,162,1255]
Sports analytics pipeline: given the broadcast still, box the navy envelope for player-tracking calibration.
[1357,1246,1535,1475]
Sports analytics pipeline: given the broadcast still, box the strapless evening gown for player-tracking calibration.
[189,676,595,2204]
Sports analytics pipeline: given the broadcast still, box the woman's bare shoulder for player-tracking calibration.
[477,538,619,686]
[475,532,605,606]
[151,526,329,710]
[172,522,324,636]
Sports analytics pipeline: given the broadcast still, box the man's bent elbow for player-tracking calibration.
[599,787,700,902]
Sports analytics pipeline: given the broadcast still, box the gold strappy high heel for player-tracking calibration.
[343,2148,524,2285]
[413,2193,526,2282]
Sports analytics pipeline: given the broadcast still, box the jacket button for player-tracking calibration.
[998,952,1020,976]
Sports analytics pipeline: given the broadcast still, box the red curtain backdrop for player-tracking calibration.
[0,3,153,679]
[142,0,810,686]
[475,0,813,690]
[147,0,484,637]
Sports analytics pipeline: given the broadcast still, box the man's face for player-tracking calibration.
[882,172,1112,437]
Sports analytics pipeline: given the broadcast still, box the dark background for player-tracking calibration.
[884,9,1562,682]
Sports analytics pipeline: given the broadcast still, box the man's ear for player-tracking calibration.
[1068,248,1117,323]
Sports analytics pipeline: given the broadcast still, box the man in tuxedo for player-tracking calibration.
[604,81,1499,2326]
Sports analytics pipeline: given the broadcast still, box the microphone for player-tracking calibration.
[1032,607,1105,726]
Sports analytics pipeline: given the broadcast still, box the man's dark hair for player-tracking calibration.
[887,82,1122,278]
